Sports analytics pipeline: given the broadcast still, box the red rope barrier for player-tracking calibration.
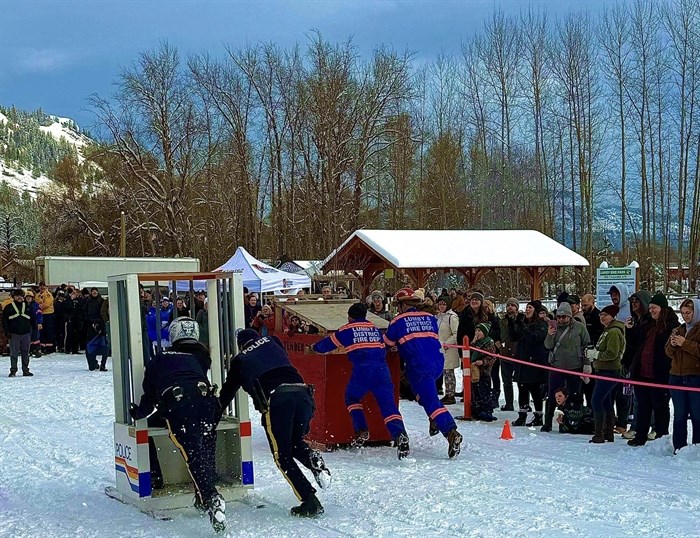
[444,343,700,393]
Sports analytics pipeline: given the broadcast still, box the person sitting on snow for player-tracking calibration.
[554,388,594,435]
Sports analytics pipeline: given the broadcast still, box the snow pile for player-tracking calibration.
[0,354,698,537]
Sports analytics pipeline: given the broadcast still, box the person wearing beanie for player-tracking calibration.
[499,297,524,411]
[665,298,700,453]
[470,322,498,422]
[509,299,549,427]
[385,287,463,458]
[627,292,680,446]
[220,330,330,517]
[541,300,591,432]
[556,291,570,307]
[587,304,626,444]
[309,303,410,458]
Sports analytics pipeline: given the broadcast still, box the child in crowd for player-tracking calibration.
[471,323,497,421]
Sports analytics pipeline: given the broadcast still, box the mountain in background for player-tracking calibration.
[0,106,92,196]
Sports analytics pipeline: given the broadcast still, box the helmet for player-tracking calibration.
[169,317,200,345]
[393,287,420,303]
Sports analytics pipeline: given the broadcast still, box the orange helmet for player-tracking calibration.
[394,287,420,303]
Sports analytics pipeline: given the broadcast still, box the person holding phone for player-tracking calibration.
[542,302,591,432]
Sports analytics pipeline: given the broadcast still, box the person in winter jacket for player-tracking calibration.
[384,287,463,458]
[53,290,69,353]
[310,302,409,458]
[542,302,591,432]
[608,283,632,323]
[86,319,110,371]
[665,298,700,453]
[554,389,594,434]
[36,282,55,354]
[588,305,626,444]
[368,290,393,321]
[2,289,37,376]
[83,288,105,342]
[436,297,460,405]
[252,304,276,336]
[196,298,209,346]
[509,300,549,427]
[24,291,43,358]
[627,293,680,446]
[175,297,190,319]
[244,294,262,328]
[65,289,83,354]
[499,297,523,411]
[471,323,497,421]
[581,294,604,345]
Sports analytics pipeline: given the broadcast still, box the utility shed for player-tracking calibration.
[321,229,590,299]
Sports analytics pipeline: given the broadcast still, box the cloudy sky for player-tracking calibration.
[1,0,614,128]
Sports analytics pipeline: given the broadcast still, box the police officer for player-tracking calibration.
[129,317,225,533]
[219,329,330,518]
[384,288,463,458]
[309,302,410,458]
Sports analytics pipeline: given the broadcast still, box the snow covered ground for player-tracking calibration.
[1,353,698,538]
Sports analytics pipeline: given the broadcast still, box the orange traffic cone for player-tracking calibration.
[500,420,514,441]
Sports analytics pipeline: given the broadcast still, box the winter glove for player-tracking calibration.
[585,347,599,361]
[583,365,592,375]
[129,403,142,420]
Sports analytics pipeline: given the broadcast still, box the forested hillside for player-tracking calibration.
[0,106,82,177]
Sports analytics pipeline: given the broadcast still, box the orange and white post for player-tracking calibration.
[456,336,472,420]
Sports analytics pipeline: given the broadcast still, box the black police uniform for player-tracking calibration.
[219,333,324,513]
[131,343,220,508]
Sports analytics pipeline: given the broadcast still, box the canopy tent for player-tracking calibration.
[321,229,590,299]
[215,247,311,294]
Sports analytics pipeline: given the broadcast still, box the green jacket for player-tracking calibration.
[593,320,625,371]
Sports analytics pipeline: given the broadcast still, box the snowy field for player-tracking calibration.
[1,353,698,538]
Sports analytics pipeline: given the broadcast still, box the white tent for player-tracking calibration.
[215,247,311,293]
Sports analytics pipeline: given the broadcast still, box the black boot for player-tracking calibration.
[589,415,605,443]
[603,413,614,442]
[446,428,463,459]
[351,429,370,449]
[309,451,331,489]
[207,493,226,532]
[526,412,543,427]
[540,402,554,432]
[512,411,527,427]
[394,432,410,460]
[291,493,324,517]
[429,419,440,437]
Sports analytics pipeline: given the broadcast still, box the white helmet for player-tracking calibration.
[169,317,200,345]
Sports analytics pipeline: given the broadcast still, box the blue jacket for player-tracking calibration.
[383,308,443,376]
[146,305,173,343]
[313,319,386,364]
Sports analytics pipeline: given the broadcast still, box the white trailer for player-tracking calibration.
[34,256,200,285]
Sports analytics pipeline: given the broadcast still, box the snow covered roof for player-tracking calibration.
[323,229,589,270]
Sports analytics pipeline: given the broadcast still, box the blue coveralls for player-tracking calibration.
[313,319,406,439]
[384,308,457,435]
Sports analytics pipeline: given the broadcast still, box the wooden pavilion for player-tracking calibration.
[320,229,590,299]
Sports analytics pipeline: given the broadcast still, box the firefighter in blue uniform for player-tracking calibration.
[383,288,463,458]
[309,302,410,458]
[129,317,225,533]
[219,329,331,518]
